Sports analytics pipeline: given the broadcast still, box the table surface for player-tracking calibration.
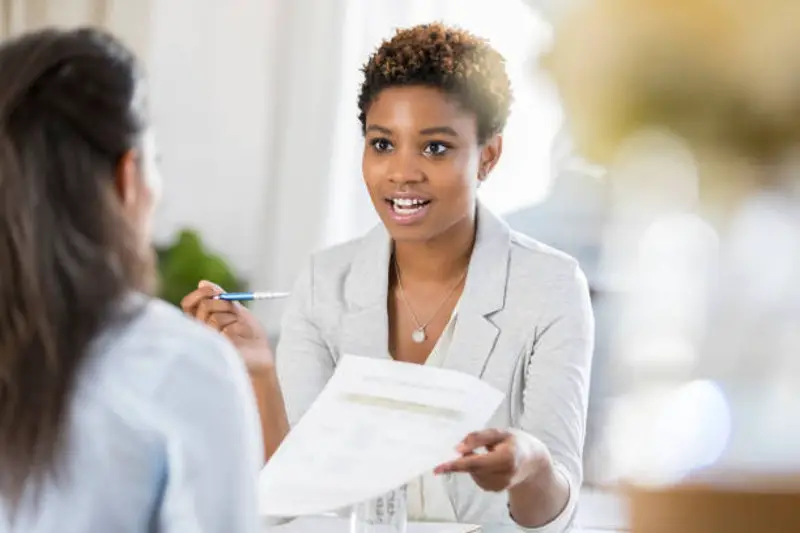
[263,488,628,532]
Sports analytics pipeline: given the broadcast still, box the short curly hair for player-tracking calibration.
[358,23,513,144]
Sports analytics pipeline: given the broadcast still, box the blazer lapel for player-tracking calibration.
[338,203,511,374]
[444,203,511,378]
[339,224,392,361]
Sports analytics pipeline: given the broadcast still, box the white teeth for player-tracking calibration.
[391,198,426,207]
[389,197,429,216]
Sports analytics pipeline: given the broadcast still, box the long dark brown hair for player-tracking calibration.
[0,27,155,502]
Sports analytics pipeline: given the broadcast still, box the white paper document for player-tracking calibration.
[258,355,505,517]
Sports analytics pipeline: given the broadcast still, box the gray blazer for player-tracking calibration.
[275,203,594,532]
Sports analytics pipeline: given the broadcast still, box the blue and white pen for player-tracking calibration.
[214,291,290,302]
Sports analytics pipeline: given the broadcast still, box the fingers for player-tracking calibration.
[434,437,516,493]
[434,429,544,493]
[434,445,514,475]
[180,281,222,316]
[457,429,510,454]
[198,279,223,291]
[207,312,239,331]
[220,320,249,338]
[179,281,246,333]
[195,298,237,324]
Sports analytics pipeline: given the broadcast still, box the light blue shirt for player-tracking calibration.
[0,296,263,533]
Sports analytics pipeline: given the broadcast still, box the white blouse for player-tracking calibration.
[406,307,460,523]
[0,297,263,533]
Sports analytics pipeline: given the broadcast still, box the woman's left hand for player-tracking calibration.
[433,428,551,492]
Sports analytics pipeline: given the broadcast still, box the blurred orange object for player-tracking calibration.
[628,476,800,533]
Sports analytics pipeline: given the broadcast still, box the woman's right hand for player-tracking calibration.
[180,280,275,374]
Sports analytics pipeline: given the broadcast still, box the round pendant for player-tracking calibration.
[411,328,426,343]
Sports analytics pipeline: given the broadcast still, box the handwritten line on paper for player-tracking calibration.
[339,393,465,420]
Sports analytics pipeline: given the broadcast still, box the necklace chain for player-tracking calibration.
[394,255,466,343]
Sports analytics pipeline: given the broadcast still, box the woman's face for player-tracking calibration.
[362,86,502,243]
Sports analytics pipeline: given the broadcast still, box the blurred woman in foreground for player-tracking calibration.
[0,28,261,532]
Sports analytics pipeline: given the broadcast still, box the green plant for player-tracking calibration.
[155,229,247,307]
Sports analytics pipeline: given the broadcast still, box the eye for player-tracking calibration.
[369,138,393,153]
[423,141,451,157]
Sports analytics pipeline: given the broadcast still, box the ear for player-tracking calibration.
[478,134,503,183]
[114,149,140,208]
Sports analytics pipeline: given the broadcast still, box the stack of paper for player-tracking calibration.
[258,355,505,517]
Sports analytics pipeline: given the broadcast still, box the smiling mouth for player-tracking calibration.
[385,197,432,216]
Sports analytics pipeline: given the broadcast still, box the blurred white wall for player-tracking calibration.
[149,0,279,282]
[149,0,354,310]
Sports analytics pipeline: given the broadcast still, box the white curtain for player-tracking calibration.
[251,0,562,330]
[0,0,152,66]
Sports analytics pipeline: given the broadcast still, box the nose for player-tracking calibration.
[386,149,424,185]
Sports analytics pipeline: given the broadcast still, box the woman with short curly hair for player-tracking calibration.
[185,22,593,531]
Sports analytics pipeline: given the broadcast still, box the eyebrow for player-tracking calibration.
[365,125,460,137]
[365,125,393,135]
[419,126,459,137]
